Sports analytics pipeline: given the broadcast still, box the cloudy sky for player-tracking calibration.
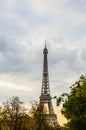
[0,0,86,125]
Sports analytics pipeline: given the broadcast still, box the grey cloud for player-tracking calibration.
[0,37,43,81]
[70,0,86,12]
[49,45,78,65]
[81,48,86,61]
[46,42,86,81]
[67,47,86,74]
[0,37,29,73]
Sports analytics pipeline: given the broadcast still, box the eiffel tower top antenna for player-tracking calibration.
[45,40,46,48]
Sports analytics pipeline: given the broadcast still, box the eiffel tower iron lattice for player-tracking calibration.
[39,44,59,127]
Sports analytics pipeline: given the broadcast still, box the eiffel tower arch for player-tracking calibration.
[39,44,60,127]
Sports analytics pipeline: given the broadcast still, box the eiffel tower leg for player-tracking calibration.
[48,101,54,114]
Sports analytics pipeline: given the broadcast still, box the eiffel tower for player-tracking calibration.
[39,44,59,127]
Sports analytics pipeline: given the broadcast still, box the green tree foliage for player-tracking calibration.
[56,75,86,130]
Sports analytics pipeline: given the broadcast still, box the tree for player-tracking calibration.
[56,75,86,130]
[29,101,57,130]
[0,96,31,130]
[3,96,26,130]
[29,101,45,130]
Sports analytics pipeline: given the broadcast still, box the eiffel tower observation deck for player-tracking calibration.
[39,44,59,127]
